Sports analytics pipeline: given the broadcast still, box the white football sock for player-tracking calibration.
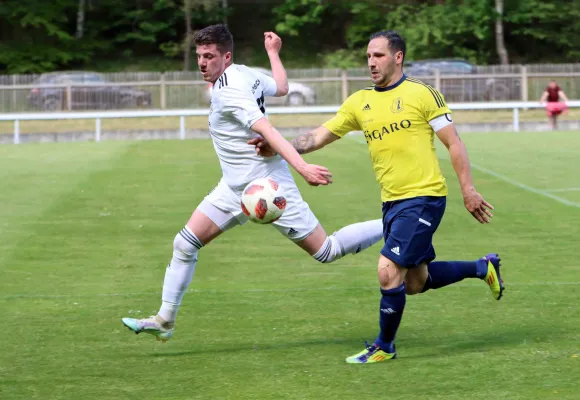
[314,219,383,263]
[158,226,202,323]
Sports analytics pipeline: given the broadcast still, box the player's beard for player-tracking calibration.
[380,62,399,87]
[371,60,397,87]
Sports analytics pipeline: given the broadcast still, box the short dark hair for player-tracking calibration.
[370,31,406,63]
[194,24,234,54]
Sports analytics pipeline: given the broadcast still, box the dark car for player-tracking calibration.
[27,71,152,111]
[404,59,520,102]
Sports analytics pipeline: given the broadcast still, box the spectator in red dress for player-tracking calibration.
[540,80,569,130]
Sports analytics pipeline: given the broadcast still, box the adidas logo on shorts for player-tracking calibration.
[390,246,400,256]
[288,228,298,236]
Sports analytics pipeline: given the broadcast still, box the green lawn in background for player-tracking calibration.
[1,132,579,399]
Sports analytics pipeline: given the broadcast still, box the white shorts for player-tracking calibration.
[198,166,319,242]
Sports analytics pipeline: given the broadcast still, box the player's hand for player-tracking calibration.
[463,188,494,223]
[297,164,333,186]
[264,32,282,55]
[248,136,277,157]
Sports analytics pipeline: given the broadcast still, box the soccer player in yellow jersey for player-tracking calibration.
[250,30,505,364]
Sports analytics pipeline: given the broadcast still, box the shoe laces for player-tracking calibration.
[365,341,377,351]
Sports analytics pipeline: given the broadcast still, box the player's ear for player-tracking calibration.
[224,51,232,63]
[395,51,404,65]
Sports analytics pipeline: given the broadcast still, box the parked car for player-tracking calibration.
[204,67,316,106]
[27,71,152,111]
[403,59,520,102]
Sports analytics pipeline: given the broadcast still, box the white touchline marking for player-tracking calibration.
[346,134,580,208]
[545,188,580,192]
[2,282,580,300]
[467,163,580,208]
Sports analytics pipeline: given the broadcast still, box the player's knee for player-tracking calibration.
[313,236,343,264]
[377,257,405,289]
[173,228,203,262]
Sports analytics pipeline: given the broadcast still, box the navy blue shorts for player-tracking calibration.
[380,196,446,268]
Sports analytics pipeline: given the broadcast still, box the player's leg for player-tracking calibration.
[345,254,407,364]
[414,253,504,300]
[156,205,224,325]
[399,196,504,299]
[270,167,383,262]
[346,196,444,363]
[122,180,247,341]
[293,219,383,262]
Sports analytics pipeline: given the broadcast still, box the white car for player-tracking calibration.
[204,67,316,106]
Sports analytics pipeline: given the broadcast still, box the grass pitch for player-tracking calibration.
[1,132,579,399]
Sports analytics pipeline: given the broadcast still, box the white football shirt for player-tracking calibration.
[208,64,286,190]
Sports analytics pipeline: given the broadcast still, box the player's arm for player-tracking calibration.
[435,122,494,224]
[249,94,359,156]
[558,89,569,102]
[420,86,493,223]
[220,82,329,186]
[290,126,341,154]
[251,117,332,186]
[264,32,289,97]
[540,90,548,102]
[249,125,339,156]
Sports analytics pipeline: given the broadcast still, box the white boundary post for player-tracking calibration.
[95,118,101,142]
[14,119,19,144]
[513,108,519,132]
[179,116,186,140]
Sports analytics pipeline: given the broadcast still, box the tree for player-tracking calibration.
[494,0,509,64]
[0,0,94,73]
[183,0,193,70]
[76,0,86,39]
[181,0,228,71]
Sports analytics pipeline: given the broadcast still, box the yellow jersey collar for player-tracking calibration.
[374,74,407,92]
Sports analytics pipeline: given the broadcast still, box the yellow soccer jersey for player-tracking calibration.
[324,75,451,202]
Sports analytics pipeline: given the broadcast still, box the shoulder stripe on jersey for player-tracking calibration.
[407,78,444,107]
[407,78,443,107]
[223,72,228,87]
[406,78,444,108]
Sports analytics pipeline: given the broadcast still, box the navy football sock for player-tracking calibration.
[374,283,406,352]
[421,259,488,292]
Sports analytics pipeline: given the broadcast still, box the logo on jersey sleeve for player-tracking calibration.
[390,98,404,113]
[251,79,261,94]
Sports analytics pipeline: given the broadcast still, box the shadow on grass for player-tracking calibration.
[145,324,552,359]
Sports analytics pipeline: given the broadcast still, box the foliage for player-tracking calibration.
[272,0,580,66]
[321,49,365,69]
[1,0,579,73]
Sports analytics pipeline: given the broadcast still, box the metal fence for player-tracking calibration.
[3,101,580,145]
[1,63,580,113]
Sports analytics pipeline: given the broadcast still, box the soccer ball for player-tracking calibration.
[241,177,287,224]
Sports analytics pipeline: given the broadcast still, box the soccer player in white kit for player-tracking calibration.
[121,24,383,341]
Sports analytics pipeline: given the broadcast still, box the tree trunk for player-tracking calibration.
[222,0,228,25]
[183,0,192,71]
[495,0,509,65]
[76,0,86,39]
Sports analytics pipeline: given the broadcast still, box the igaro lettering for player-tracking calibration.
[364,119,411,142]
